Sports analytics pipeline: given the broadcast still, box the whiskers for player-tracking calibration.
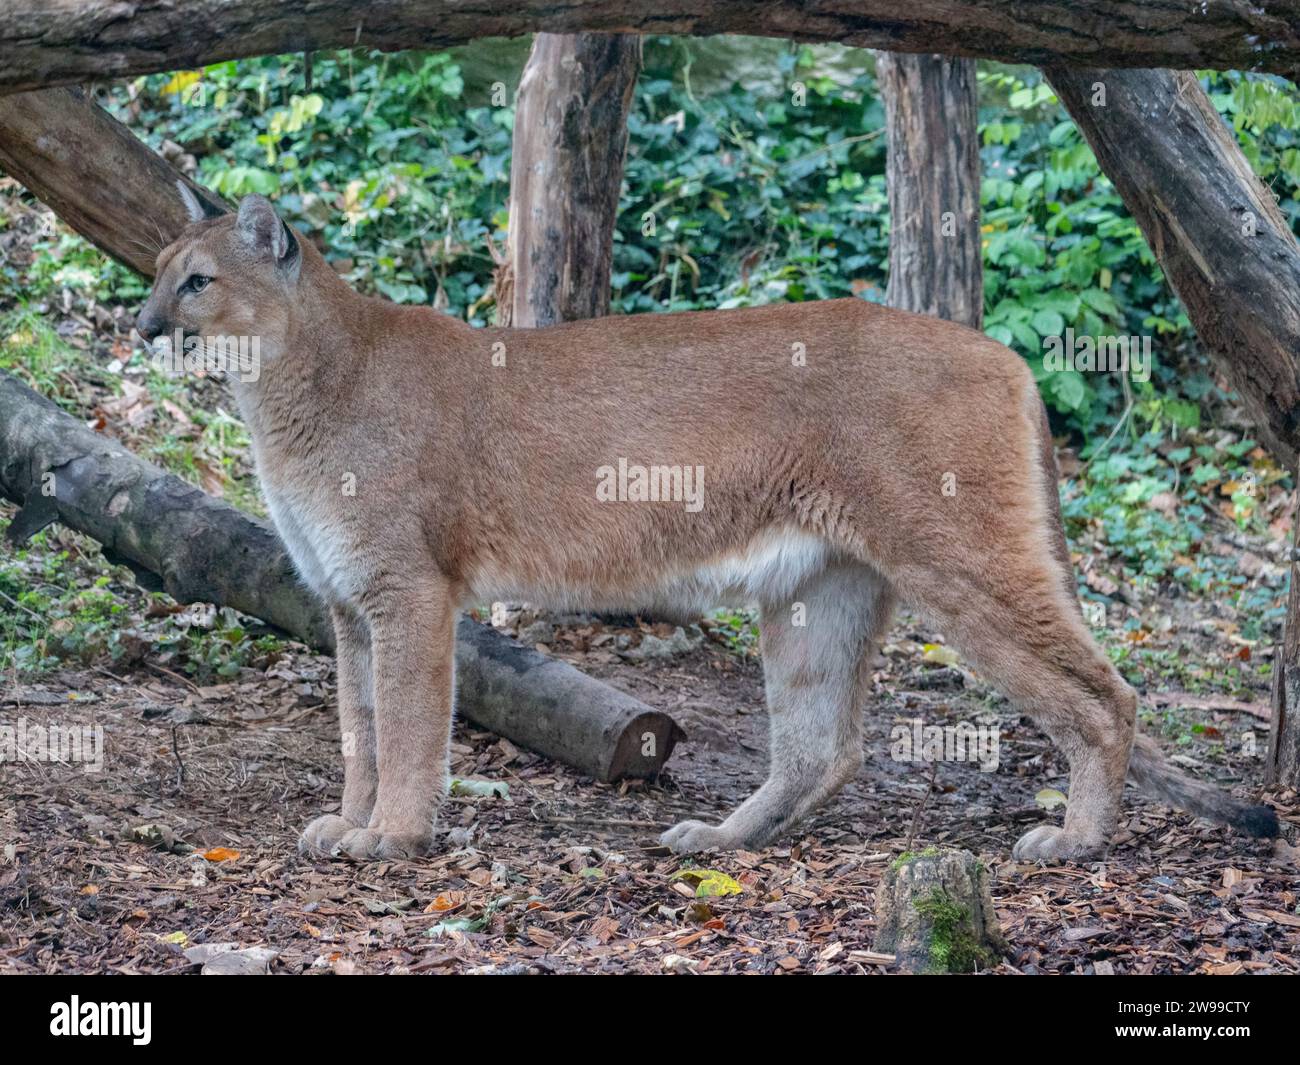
[149,330,262,384]
[125,233,164,262]
[125,217,173,265]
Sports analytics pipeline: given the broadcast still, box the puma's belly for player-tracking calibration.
[466,526,831,612]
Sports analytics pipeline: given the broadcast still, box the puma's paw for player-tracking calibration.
[298,813,356,856]
[1012,824,1105,863]
[661,819,738,855]
[334,826,433,861]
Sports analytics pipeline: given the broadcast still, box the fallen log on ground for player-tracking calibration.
[1,0,1297,96]
[1047,67,1300,469]
[0,369,683,781]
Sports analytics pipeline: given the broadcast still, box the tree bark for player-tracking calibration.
[2,1,1298,96]
[1268,477,1300,787]
[877,53,982,328]
[504,33,640,328]
[0,86,226,276]
[0,369,683,781]
[1047,68,1300,469]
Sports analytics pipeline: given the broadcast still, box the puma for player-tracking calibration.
[134,187,1278,862]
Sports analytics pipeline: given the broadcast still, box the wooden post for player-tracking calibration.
[1269,475,1300,788]
[504,33,641,327]
[876,52,982,328]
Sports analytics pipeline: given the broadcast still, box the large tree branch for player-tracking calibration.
[0,86,226,276]
[1047,68,1300,467]
[2,1,1298,96]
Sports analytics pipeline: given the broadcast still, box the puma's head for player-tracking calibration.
[136,183,303,375]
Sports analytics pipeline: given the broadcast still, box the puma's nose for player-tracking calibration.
[134,310,167,344]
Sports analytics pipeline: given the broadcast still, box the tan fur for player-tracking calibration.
[136,195,1276,861]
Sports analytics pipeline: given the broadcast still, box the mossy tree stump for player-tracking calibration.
[874,848,1006,973]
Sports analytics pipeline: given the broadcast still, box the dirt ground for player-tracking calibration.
[2,605,1297,976]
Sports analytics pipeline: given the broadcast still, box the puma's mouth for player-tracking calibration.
[148,328,212,376]
[147,328,263,384]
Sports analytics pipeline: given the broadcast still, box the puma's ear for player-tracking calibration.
[236,194,300,268]
[176,178,226,223]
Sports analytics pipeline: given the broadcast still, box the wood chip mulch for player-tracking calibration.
[2,628,1297,975]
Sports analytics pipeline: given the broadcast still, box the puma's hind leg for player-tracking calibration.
[662,562,894,854]
[892,550,1137,862]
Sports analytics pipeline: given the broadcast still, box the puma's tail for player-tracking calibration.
[1127,732,1279,837]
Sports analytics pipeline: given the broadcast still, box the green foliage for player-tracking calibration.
[706,608,761,656]
[979,70,1183,434]
[1207,70,1300,192]
[912,886,998,974]
[0,517,286,680]
[1061,429,1285,591]
[114,51,508,319]
[614,42,889,312]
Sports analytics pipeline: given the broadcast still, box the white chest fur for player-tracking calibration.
[263,485,358,607]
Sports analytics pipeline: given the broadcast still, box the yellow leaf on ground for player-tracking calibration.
[670,869,744,898]
[1035,788,1068,811]
[922,643,960,667]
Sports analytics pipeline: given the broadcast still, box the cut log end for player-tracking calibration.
[873,847,1006,973]
[606,710,686,781]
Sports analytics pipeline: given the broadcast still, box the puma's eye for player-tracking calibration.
[181,274,211,295]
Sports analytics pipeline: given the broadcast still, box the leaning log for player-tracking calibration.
[0,369,682,781]
[1047,68,1300,469]
[504,33,641,327]
[0,86,227,275]
[877,52,982,328]
[1,1,1298,96]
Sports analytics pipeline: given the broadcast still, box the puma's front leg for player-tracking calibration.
[333,574,455,860]
[299,604,376,855]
